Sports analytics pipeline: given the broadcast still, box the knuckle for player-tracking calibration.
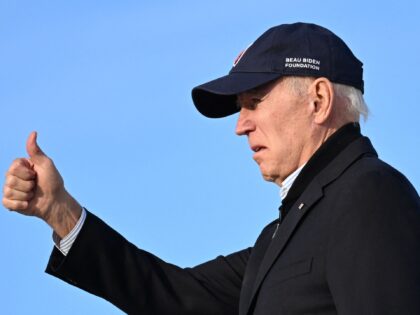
[2,197,8,208]
[5,175,17,187]
[9,161,23,174]
[12,158,23,164]
[14,201,27,211]
[3,186,12,198]
[5,169,12,178]
[3,198,16,210]
[11,158,25,168]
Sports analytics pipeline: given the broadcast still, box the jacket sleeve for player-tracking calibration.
[46,211,251,315]
[326,165,420,315]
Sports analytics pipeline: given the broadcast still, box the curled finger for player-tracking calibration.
[4,175,35,193]
[7,159,36,180]
[3,186,34,201]
[2,198,29,211]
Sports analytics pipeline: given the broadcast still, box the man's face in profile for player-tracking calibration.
[235,78,312,185]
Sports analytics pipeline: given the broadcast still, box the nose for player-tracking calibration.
[235,108,256,136]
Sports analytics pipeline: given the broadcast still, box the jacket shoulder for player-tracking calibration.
[342,155,418,199]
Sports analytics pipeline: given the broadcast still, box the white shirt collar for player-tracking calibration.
[280,164,306,201]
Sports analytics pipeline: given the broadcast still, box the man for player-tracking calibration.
[3,22,420,314]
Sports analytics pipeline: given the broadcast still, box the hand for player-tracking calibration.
[3,132,82,238]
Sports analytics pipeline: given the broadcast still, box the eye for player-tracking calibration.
[248,97,262,110]
[236,94,264,110]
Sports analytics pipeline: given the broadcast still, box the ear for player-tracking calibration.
[309,77,334,125]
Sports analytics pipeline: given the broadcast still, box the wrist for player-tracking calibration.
[45,191,82,239]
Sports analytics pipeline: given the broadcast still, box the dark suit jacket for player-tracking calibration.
[46,127,420,315]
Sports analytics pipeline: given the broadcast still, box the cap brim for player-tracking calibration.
[192,72,282,118]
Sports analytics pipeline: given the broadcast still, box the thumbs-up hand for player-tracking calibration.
[3,132,81,238]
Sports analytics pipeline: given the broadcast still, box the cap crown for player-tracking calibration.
[192,22,364,118]
[231,23,364,91]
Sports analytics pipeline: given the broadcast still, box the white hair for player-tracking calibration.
[333,83,369,122]
[283,76,369,122]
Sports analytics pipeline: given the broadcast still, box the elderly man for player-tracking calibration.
[3,22,420,314]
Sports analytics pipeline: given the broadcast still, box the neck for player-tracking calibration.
[275,125,339,186]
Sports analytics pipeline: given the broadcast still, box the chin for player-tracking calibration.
[262,175,276,183]
[259,164,279,183]
[260,170,277,183]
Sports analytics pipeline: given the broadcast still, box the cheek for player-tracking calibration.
[268,129,298,165]
[270,112,308,149]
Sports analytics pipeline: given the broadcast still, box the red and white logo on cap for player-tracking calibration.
[233,43,253,67]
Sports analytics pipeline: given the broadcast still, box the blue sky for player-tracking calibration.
[1,1,419,314]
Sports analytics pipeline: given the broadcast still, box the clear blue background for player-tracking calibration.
[1,1,419,314]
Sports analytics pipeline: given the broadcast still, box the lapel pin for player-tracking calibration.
[298,203,305,210]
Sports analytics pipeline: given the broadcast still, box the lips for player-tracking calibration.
[251,145,266,153]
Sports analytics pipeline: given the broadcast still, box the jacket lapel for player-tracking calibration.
[242,183,323,315]
[242,137,377,315]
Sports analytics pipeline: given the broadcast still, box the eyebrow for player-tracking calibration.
[236,90,266,109]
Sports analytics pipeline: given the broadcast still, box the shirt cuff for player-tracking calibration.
[53,207,87,256]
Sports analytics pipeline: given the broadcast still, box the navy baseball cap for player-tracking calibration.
[192,22,364,118]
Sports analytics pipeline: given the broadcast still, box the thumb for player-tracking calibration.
[26,131,48,164]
